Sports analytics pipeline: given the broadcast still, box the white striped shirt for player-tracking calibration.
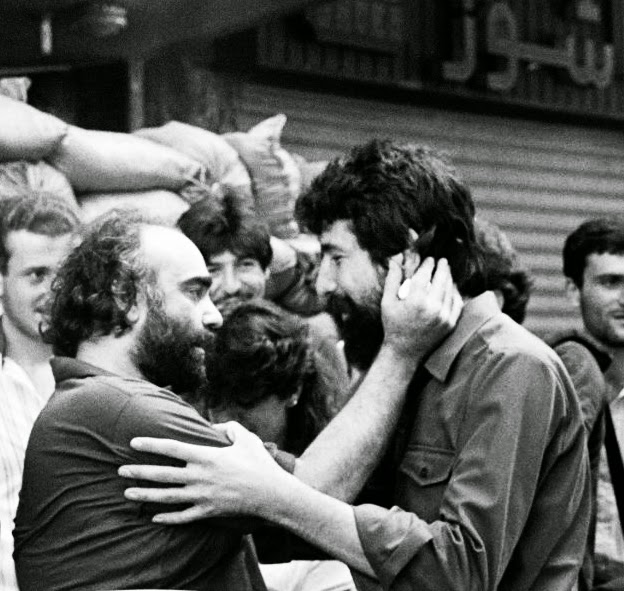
[0,351,52,591]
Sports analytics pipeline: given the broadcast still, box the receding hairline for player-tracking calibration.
[138,223,209,281]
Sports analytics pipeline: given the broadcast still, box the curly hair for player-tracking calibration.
[564,217,624,288]
[0,191,80,273]
[475,218,534,324]
[44,211,159,357]
[295,139,485,296]
[204,299,333,455]
[178,189,273,270]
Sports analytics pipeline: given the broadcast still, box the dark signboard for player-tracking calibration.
[257,0,624,120]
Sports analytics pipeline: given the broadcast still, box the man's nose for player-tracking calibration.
[315,257,336,299]
[222,268,242,295]
[201,297,223,329]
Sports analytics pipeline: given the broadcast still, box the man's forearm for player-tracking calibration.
[295,344,419,502]
[259,469,376,578]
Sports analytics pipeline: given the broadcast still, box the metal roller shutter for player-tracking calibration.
[234,82,624,337]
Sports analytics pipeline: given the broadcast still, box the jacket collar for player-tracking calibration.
[424,291,500,383]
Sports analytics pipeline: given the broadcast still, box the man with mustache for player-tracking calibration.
[120,140,591,591]
[13,211,275,590]
[13,208,457,591]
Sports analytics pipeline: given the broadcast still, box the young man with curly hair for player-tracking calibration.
[120,140,591,591]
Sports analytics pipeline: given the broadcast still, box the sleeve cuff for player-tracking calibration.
[354,504,433,588]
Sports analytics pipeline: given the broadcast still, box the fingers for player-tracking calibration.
[119,464,188,484]
[427,258,450,301]
[408,257,435,294]
[129,437,207,463]
[124,486,192,504]
[153,506,212,525]
[382,253,404,304]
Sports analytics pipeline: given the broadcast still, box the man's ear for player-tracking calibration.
[565,278,581,308]
[111,279,142,326]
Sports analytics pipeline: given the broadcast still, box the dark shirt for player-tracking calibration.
[548,329,618,591]
[353,292,592,591]
[13,357,293,591]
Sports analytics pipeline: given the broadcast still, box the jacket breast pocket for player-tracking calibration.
[396,446,455,521]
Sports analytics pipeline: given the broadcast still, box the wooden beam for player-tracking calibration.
[0,0,326,67]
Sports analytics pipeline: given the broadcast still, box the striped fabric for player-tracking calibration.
[0,352,52,591]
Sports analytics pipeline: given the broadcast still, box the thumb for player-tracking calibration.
[212,421,254,444]
[382,253,404,305]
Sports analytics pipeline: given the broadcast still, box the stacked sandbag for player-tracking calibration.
[224,114,302,239]
[0,90,326,233]
[43,125,211,224]
[46,125,205,193]
[0,160,77,207]
[0,94,69,162]
[135,121,253,206]
[80,190,192,226]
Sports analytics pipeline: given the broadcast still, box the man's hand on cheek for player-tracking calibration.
[118,422,287,524]
[382,255,463,360]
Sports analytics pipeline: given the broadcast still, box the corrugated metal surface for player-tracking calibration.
[234,82,624,337]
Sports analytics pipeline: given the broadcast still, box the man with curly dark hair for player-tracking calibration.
[120,139,591,591]
[12,211,283,591]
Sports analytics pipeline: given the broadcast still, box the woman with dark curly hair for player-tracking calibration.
[204,299,338,456]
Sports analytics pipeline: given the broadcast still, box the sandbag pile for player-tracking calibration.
[0,88,322,237]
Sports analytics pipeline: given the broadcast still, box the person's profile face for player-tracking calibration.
[316,221,385,370]
[316,220,384,308]
[131,227,222,393]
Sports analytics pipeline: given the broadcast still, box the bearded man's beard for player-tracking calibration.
[326,293,384,372]
[132,301,214,396]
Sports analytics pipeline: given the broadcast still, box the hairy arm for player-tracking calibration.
[119,256,461,520]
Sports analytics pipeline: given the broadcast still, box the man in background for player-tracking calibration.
[0,193,79,591]
[553,218,624,590]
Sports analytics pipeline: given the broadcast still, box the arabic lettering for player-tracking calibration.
[442,1,614,91]
[443,0,476,82]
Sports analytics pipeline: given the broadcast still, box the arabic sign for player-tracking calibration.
[444,0,614,90]
[254,0,624,120]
